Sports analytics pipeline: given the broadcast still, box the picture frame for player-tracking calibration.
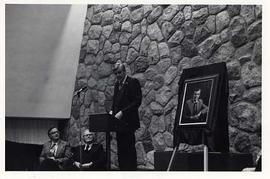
[173,62,229,152]
[178,74,219,127]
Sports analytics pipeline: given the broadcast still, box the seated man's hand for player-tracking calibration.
[115,111,123,119]
[73,161,81,168]
[190,115,198,120]
[47,156,56,161]
[242,167,256,171]
[109,110,113,115]
[81,162,93,169]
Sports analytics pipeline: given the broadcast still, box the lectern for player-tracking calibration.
[89,113,126,170]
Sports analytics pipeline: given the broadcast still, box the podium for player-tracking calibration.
[89,113,126,170]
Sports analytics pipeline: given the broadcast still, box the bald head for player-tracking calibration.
[82,129,95,144]
[113,60,126,82]
[113,60,126,73]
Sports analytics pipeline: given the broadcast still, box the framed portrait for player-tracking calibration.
[173,62,229,152]
[179,74,219,127]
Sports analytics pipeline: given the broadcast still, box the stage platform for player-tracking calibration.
[154,151,254,171]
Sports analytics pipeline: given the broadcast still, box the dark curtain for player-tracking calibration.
[5,140,43,171]
[173,62,229,152]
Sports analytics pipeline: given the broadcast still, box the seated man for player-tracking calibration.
[39,127,72,171]
[70,129,105,171]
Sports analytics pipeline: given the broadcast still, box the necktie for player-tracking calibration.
[119,83,123,90]
[193,102,197,115]
[84,144,89,151]
[50,143,56,157]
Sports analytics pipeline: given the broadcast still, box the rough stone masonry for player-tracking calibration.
[67,4,261,170]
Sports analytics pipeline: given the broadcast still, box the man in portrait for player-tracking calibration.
[182,88,209,124]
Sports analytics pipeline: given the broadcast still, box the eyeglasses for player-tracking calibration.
[114,70,123,75]
[49,131,59,135]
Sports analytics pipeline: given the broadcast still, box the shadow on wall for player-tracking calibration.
[5,4,81,118]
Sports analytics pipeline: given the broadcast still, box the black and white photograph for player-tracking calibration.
[179,75,218,126]
[2,2,266,178]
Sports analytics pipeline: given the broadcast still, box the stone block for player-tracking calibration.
[208,5,227,14]
[216,10,230,33]
[171,11,185,27]
[131,7,144,23]
[168,30,184,47]
[97,62,112,78]
[241,62,261,88]
[150,102,164,115]
[247,20,262,41]
[192,7,209,25]
[126,48,139,64]
[147,22,164,42]
[140,36,151,56]
[101,10,114,25]
[240,5,255,25]
[231,102,261,132]
[164,66,177,85]
[147,6,163,24]
[229,16,247,47]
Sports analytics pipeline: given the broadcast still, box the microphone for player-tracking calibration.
[74,86,88,96]
[77,86,87,93]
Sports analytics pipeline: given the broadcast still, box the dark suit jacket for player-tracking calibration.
[70,143,105,170]
[183,99,208,122]
[112,76,142,131]
[185,99,208,115]
[39,139,71,170]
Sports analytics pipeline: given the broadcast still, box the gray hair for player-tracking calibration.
[113,60,126,73]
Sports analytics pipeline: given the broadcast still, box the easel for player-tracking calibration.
[167,62,229,171]
[202,132,208,171]
[167,131,208,171]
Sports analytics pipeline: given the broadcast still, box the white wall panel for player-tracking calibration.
[6,4,87,118]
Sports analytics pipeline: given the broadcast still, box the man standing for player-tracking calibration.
[70,129,105,171]
[183,88,208,123]
[110,60,142,170]
[39,127,72,170]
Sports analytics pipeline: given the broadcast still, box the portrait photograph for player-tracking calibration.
[2,2,263,176]
[179,74,219,126]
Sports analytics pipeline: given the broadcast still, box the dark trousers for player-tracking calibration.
[116,131,137,171]
[39,159,61,171]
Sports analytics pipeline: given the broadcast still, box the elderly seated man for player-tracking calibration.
[69,129,106,171]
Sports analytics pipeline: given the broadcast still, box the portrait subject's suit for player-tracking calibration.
[112,76,142,170]
[39,139,71,170]
[70,143,106,170]
[183,99,208,123]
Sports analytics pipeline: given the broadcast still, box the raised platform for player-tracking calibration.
[154,151,254,171]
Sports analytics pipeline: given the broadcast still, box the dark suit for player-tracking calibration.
[70,143,105,171]
[39,140,71,170]
[112,76,142,170]
[183,99,208,123]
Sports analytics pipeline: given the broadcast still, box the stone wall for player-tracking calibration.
[67,4,261,170]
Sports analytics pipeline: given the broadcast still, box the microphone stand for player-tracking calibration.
[73,87,87,171]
